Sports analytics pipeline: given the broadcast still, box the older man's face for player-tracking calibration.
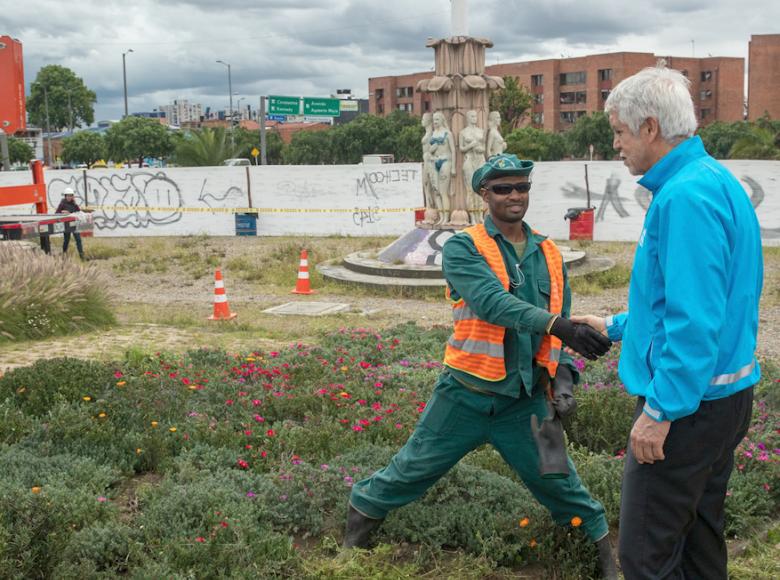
[481,175,530,224]
[610,113,655,176]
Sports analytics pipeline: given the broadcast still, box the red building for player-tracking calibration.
[0,35,26,135]
[369,51,744,132]
[748,34,780,121]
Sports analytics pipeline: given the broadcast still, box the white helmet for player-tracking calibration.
[62,187,75,196]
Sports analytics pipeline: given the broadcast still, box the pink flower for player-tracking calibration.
[237,459,249,469]
[254,415,265,422]
[244,430,252,436]
[374,382,383,388]
[371,402,382,410]
[97,496,107,503]
[266,429,276,437]
[225,399,234,406]
[352,425,364,432]
[252,399,262,406]
[395,423,403,429]
[195,536,206,543]
[359,361,371,369]
[246,491,256,498]
[114,371,124,378]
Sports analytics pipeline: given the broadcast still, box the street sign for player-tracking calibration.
[340,100,359,112]
[303,97,341,117]
[265,114,287,122]
[268,95,301,115]
[251,147,260,157]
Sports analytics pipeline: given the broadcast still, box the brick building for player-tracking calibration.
[369,51,744,132]
[748,34,780,121]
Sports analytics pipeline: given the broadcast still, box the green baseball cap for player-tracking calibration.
[471,154,534,191]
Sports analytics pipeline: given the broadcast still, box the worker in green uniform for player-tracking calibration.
[343,154,617,578]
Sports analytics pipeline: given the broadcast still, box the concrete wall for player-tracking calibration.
[1,161,778,243]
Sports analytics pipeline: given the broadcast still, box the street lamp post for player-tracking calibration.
[43,85,53,167]
[122,49,134,117]
[216,60,234,147]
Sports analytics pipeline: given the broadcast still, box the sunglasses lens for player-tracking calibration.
[489,183,530,195]
[491,184,514,195]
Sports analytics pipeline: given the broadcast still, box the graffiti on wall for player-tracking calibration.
[560,172,780,239]
[47,172,246,231]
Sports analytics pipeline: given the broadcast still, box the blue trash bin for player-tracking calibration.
[235,213,257,236]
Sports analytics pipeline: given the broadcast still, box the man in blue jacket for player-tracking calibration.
[576,67,763,579]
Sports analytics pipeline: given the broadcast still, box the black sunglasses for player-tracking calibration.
[485,182,531,195]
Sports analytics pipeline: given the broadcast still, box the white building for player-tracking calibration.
[159,100,203,126]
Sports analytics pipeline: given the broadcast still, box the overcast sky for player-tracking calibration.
[2,0,777,124]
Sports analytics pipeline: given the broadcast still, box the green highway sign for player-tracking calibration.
[303,97,341,117]
[268,95,301,115]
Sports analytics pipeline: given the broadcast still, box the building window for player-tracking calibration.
[532,112,544,125]
[375,88,384,100]
[560,111,586,124]
[395,86,414,98]
[397,103,413,112]
[424,100,431,112]
[700,89,713,100]
[377,103,384,114]
[560,91,587,104]
[531,74,544,87]
[598,69,612,81]
[560,71,587,85]
[681,70,689,77]
[601,89,611,102]
[701,71,713,82]
[701,108,711,119]
[533,93,544,104]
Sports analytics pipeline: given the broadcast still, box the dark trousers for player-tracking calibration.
[618,387,753,579]
[62,231,84,258]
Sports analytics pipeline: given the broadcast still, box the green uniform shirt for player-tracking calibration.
[441,216,578,398]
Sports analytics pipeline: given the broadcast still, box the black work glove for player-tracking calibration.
[551,365,577,419]
[549,316,612,360]
[530,401,570,479]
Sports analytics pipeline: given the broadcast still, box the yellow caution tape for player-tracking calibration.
[83,205,423,214]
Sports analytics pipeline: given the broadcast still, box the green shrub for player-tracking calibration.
[0,357,114,416]
[0,245,115,342]
[565,383,635,455]
[55,521,135,575]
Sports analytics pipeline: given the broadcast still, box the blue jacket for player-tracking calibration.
[606,136,763,422]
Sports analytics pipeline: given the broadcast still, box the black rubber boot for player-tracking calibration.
[596,535,619,580]
[530,401,570,479]
[343,504,384,549]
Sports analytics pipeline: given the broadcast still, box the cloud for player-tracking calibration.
[3,0,777,122]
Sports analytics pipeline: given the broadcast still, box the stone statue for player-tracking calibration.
[430,111,456,223]
[420,113,438,225]
[486,111,507,158]
[459,110,486,224]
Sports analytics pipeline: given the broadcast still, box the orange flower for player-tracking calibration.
[116,381,126,387]
[98,412,107,418]
[82,396,92,402]
[340,366,349,372]
[529,538,537,548]
[519,517,530,528]
[151,421,159,428]
[169,427,177,433]
[571,516,582,527]
[135,448,143,455]
[31,486,42,494]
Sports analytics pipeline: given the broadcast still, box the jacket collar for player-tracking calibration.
[638,135,707,194]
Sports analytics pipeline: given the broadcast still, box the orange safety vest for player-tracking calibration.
[443,224,564,381]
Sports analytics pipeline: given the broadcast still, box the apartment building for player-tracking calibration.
[748,34,780,121]
[369,51,744,132]
[159,99,203,126]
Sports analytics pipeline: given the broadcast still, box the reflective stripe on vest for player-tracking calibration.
[534,234,564,378]
[443,224,565,381]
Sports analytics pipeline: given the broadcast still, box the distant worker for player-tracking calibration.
[55,187,86,260]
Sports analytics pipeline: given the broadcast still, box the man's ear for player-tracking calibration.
[644,117,661,141]
[480,188,489,201]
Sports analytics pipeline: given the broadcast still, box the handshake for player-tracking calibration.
[548,315,611,361]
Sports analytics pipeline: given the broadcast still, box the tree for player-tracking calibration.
[27,65,97,131]
[729,126,780,160]
[7,137,34,165]
[61,132,107,167]
[488,76,533,135]
[506,127,566,161]
[697,121,753,159]
[172,127,241,167]
[284,130,333,164]
[105,117,174,167]
[233,127,285,165]
[565,112,615,159]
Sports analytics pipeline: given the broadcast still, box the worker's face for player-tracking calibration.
[610,112,655,175]
[482,175,530,224]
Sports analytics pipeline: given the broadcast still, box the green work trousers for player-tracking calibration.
[350,371,609,543]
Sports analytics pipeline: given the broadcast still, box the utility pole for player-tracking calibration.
[123,49,134,117]
[43,85,53,167]
[259,96,267,165]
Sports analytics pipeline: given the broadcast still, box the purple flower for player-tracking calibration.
[279,494,288,501]
[246,491,256,498]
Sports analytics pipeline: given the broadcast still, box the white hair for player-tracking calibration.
[604,67,697,143]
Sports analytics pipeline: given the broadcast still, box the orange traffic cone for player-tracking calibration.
[291,249,315,295]
[208,269,238,320]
